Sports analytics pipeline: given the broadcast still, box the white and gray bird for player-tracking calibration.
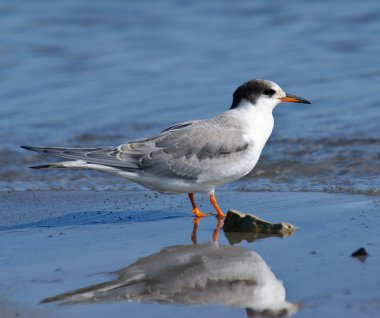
[40,243,298,317]
[22,79,311,217]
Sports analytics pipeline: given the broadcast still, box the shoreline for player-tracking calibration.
[1,190,379,317]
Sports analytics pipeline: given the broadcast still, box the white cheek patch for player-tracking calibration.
[256,96,281,109]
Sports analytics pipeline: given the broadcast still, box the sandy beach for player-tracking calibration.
[1,190,379,318]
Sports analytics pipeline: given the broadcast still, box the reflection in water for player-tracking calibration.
[42,220,297,317]
[224,230,295,245]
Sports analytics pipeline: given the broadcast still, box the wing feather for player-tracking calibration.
[126,120,251,180]
[22,118,251,181]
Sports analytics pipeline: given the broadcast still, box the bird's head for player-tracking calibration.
[230,79,311,110]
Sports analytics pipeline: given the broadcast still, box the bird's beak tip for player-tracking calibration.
[279,93,312,104]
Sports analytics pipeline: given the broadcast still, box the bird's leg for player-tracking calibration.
[188,193,209,217]
[209,193,226,218]
[212,217,223,242]
[191,217,201,244]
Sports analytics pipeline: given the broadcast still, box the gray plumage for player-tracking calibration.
[22,116,251,185]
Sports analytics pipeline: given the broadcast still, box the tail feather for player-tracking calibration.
[20,145,140,169]
[29,161,88,169]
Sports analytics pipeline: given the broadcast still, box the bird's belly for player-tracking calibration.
[197,146,262,186]
[119,146,263,194]
[123,158,257,194]
[131,175,216,194]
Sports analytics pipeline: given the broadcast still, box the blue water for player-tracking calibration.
[1,0,379,192]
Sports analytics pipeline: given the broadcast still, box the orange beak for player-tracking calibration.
[279,93,311,104]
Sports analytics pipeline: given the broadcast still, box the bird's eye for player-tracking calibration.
[263,89,275,96]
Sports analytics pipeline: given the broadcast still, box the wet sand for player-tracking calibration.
[0,190,379,317]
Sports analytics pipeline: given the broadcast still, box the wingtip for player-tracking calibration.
[29,165,52,169]
[39,296,58,304]
[21,145,46,153]
[21,145,38,151]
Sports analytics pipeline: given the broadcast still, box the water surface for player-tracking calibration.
[1,0,379,193]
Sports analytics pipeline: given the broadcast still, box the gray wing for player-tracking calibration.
[119,119,251,179]
[22,119,250,180]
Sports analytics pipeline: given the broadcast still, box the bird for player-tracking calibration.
[40,243,298,317]
[21,79,311,218]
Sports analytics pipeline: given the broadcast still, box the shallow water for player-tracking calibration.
[1,191,379,318]
[1,0,379,193]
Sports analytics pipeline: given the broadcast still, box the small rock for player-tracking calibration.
[223,210,297,235]
[351,247,368,262]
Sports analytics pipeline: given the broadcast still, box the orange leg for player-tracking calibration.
[188,193,209,217]
[212,217,223,242]
[191,217,201,244]
[210,193,226,218]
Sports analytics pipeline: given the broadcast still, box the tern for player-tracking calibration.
[40,243,297,316]
[21,79,311,218]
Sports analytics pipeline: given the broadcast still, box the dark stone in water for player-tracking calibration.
[351,247,369,262]
[223,210,297,235]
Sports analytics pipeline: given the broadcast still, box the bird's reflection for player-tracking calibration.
[42,218,297,317]
[192,216,223,244]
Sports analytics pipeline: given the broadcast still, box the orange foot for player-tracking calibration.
[188,193,211,218]
[192,208,210,218]
[210,193,226,218]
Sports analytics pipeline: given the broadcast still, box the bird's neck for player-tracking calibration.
[228,100,275,146]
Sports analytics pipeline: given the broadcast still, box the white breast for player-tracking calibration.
[229,100,275,167]
[233,100,275,147]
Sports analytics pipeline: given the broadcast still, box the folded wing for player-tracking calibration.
[22,119,251,180]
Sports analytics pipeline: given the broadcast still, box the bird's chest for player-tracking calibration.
[243,112,274,149]
[237,114,275,171]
